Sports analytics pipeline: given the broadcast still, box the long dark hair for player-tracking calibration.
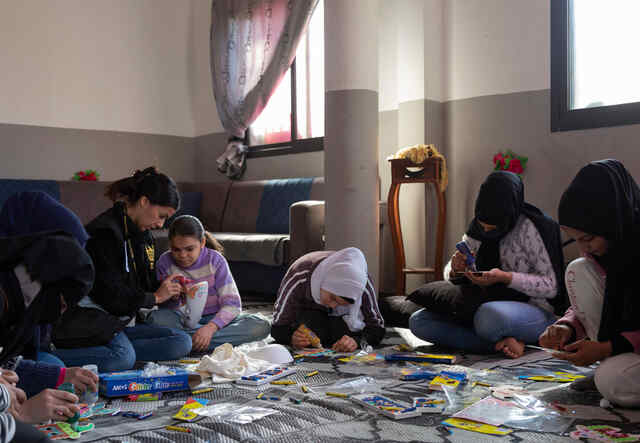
[105,166,180,210]
[169,215,224,255]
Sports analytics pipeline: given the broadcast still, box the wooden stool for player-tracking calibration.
[387,157,446,296]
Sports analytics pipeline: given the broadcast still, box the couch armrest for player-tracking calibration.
[289,200,325,264]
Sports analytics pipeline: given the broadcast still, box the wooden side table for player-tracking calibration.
[387,157,446,296]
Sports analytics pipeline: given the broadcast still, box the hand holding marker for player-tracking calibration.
[455,241,478,272]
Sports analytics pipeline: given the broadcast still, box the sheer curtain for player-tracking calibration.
[210,0,319,139]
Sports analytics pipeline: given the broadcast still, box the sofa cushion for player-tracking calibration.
[180,182,230,232]
[221,178,314,234]
[256,178,314,234]
[0,179,60,209]
[58,181,112,224]
[166,191,202,226]
[213,232,289,266]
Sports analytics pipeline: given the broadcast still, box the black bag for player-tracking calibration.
[52,306,129,349]
[406,280,528,326]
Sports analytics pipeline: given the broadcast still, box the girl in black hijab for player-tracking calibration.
[409,171,567,358]
[539,159,640,407]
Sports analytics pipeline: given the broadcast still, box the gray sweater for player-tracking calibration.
[0,384,16,443]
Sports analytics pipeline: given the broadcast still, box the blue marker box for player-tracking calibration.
[99,368,200,398]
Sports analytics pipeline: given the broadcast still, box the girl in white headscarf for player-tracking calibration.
[271,248,385,351]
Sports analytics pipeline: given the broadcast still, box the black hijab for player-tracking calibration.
[467,171,568,314]
[558,159,640,341]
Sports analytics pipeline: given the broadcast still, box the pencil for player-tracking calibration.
[192,387,214,394]
[305,371,319,377]
[325,392,349,398]
[166,425,191,433]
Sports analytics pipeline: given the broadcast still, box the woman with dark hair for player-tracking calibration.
[409,171,567,358]
[146,215,270,351]
[539,159,640,408]
[52,167,192,372]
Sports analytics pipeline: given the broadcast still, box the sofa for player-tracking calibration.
[0,177,328,299]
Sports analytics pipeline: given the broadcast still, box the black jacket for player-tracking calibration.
[53,203,159,347]
[0,231,93,365]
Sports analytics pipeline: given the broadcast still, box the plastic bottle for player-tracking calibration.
[79,364,99,405]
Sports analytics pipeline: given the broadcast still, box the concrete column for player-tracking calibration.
[324,0,380,289]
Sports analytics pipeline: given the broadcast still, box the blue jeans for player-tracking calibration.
[409,301,557,354]
[146,309,271,351]
[37,351,65,367]
[53,324,192,372]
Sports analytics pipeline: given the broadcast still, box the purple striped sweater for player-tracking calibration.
[156,248,241,329]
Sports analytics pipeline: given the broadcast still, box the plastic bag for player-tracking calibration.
[192,403,277,424]
[313,376,385,395]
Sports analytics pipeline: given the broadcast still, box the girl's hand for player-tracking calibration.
[539,324,573,350]
[64,367,99,395]
[466,268,511,286]
[332,335,358,352]
[192,323,218,352]
[155,273,183,304]
[17,389,80,423]
[0,369,19,386]
[4,385,26,418]
[291,326,313,349]
[554,339,612,367]
[450,251,467,273]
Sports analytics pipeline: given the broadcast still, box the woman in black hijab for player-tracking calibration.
[539,159,640,407]
[409,171,567,358]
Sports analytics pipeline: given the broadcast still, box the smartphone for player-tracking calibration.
[453,271,484,277]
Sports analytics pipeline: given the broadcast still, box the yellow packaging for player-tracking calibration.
[442,418,513,435]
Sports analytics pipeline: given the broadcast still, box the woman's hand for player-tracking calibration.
[465,268,511,286]
[64,367,99,395]
[332,335,358,352]
[539,324,573,350]
[451,251,471,274]
[291,326,313,349]
[155,273,183,304]
[554,339,612,367]
[16,389,80,423]
[192,323,218,352]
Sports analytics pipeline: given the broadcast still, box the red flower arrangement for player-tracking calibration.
[72,169,100,181]
[493,150,527,176]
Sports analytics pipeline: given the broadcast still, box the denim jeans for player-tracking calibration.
[146,309,271,351]
[53,324,192,372]
[36,351,65,367]
[409,301,557,354]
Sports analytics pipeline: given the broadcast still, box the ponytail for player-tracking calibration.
[106,166,180,209]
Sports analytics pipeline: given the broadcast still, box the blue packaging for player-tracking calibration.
[99,368,199,398]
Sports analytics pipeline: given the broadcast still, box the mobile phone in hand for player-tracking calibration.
[453,271,484,277]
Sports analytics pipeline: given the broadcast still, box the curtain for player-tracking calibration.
[210,0,319,139]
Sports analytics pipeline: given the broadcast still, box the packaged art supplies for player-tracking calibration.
[570,425,640,442]
[173,397,210,422]
[127,392,162,402]
[429,375,461,391]
[99,367,201,397]
[351,393,422,419]
[36,422,95,440]
[412,396,446,413]
[452,396,522,427]
[236,367,297,386]
[384,352,457,364]
[399,368,438,381]
[442,418,513,436]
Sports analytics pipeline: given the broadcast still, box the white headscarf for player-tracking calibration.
[310,247,368,332]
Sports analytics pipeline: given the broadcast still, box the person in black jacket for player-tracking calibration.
[52,167,192,372]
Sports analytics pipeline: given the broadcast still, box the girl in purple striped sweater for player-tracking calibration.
[147,216,270,352]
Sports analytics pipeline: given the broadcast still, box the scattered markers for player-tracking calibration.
[165,425,191,433]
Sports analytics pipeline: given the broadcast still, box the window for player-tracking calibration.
[247,0,324,158]
[551,0,640,132]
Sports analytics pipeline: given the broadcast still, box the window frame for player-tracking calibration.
[551,0,640,132]
[246,59,324,158]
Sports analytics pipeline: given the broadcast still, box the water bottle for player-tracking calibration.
[79,364,99,405]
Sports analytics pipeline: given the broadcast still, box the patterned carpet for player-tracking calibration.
[65,310,640,442]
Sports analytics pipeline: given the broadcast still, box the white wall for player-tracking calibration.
[0,0,201,137]
[444,0,549,101]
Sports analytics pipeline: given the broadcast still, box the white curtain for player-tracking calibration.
[210,0,319,138]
